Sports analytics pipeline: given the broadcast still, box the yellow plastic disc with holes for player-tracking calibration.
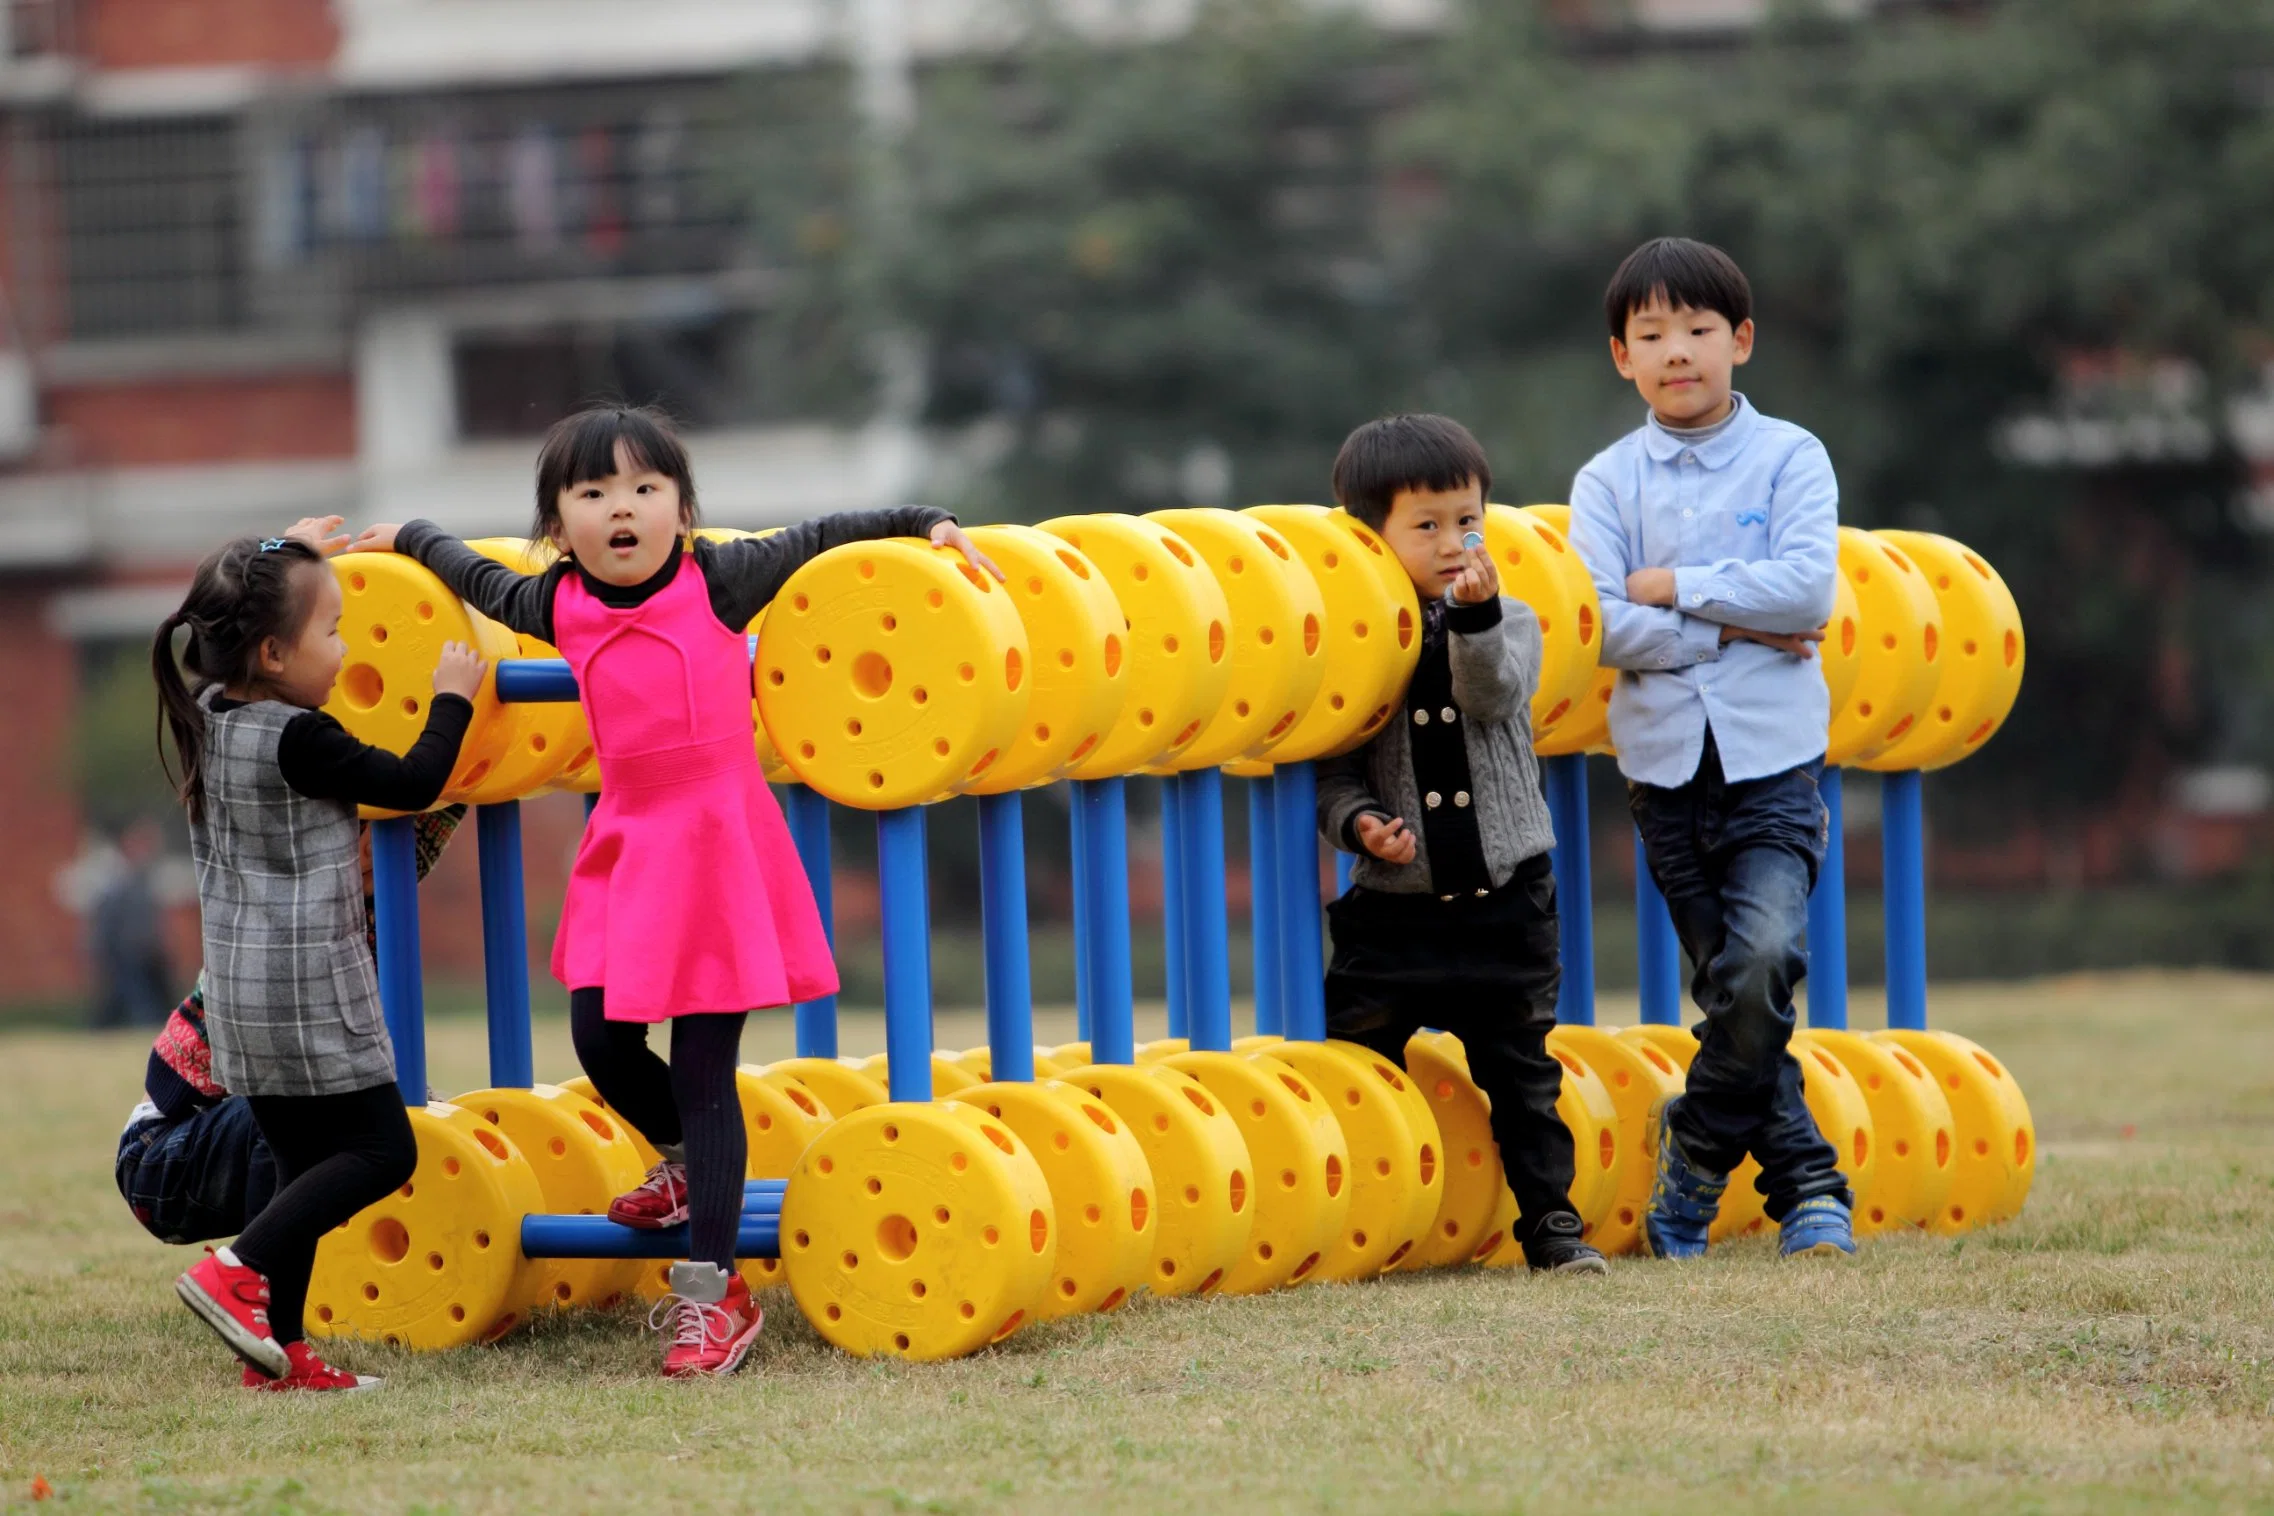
[461,539,584,801]
[1134,1037,1190,1063]
[1549,1041,1621,1241]
[1483,505,1601,754]
[1474,1183,1519,1267]
[758,1058,889,1120]
[1145,508,1328,769]
[949,1080,1153,1319]
[1825,527,1946,767]
[953,1046,1069,1082]
[307,1101,544,1349]
[1797,1030,1953,1235]
[1816,564,1865,744]
[737,1068,834,1177]
[1546,1026,1684,1258]
[1035,514,1232,777]
[1519,505,1616,757]
[855,1052,981,1096]
[1268,1040,1441,1279]
[329,555,521,812]
[1398,1031,1503,1270]
[1786,1037,1881,1227]
[1047,1041,1093,1069]
[1241,506,1421,761]
[757,539,1030,809]
[1062,1062,1251,1298]
[453,1084,649,1313]
[554,1075,662,1166]
[780,1102,1056,1360]
[1875,1030,2034,1231]
[959,525,1129,793]
[1160,1050,1348,1293]
[1864,532,2025,772]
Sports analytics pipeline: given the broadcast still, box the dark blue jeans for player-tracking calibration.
[116,1097,277,1246]
[1629,729,1850,1220]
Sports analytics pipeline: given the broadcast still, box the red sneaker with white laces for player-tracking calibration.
[608,1161,689,1229]
[176,1248,288,1378]
[653,1264,762,1378]
[241,1341,382,1393]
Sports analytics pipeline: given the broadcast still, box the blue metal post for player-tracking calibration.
[475,802,534,1088]
[1271,760,1326,1041]
[1881,768,1929,1031]
[1635,830,1683,1026]
[370,816,425,1106]
[1543,753,1596,1027]
[522,1212,780,1260]
[1070,784,1093,1042]
[1177,769,1233,1053]
[782,785,838,1058]
[977,791,1035,1083]
[1072,778,1135,1065]
[1335,850,1353,895]
[1248,773,1283,1037]
[876,807,934,1102]
[1160,774,1189,1041]
[1805,766,1850,1030]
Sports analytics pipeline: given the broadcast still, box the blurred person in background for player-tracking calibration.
[86,817,173,1030]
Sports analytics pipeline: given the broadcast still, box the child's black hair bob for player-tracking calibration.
[1604,237,1753,341]
[532,404,700,546]
[1330,414,1492,532]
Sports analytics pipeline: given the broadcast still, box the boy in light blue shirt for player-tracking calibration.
[1567,237,1855,1259]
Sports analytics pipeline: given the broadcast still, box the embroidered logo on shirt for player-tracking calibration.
[1735,510,1768,527]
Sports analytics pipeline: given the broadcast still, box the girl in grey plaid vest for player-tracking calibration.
[152,520,483,1392]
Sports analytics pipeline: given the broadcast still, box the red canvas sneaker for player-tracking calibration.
[176,1248,289,1377]
[242,1341,382,1393]
[607,1161,689,1229]
[653,1264,762,1378]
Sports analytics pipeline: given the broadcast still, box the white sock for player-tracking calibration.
[215,1245,242,1268]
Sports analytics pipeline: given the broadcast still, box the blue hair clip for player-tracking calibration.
[259,537,289,552]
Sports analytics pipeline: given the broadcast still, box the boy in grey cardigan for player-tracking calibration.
[1315,415,1605,1275]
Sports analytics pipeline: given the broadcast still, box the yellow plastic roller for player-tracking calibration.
[1146,508,1329,769]
[459,539,584,801]
[757,1058,888,1121]
[758,539,1030,809]
[953,1046,1070,1082]
[1036,514,1232,777]
[454,1083,649,1313]
[1063,1062,1252,1298]
[1863,532,2024,772]
[1242,506,1420,761]
[1268,1039,1441,1279]
[780,1102,1057,1360]
[1160,1049,1349,1293]
[1482,505,1601,754]
[736,1068,834,1178]
[1399,1030,1504,1270]
[856,1052,981,1097]
[1874,1030,2034,1231]
[1546,1026,1684,1257]
[949,1080,1154,1318]
[960,525,1129,792]
[1826,527,1944,767]
[307,1102,546,1349]
[1786,1038,1881,1228]
[1520,505,1615,757]
[1795,1029,1954,1234]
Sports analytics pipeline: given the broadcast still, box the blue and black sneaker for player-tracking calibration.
[1778,1195,1857,1258]
[1641,1098,1726,1260]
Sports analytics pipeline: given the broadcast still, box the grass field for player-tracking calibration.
[3,972,2271,1514]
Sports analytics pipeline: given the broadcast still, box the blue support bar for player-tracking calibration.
[1072,778,1135,1065]
[521,1213,781,1261]
[1177,769,1233,1053]
[1542,754,1596,1027]
[740,1179,788,1200]
[1881,768,1929,1031]
[876,807,934,1102]
[493,659,579,703]
[1160,775,1189,1041]
[782,785,839,1058]
[1635,829,1683,1026]
[977,791,1035,1083]
[1248,772,1283,1038]
[1805,766,1850,1030]
[370,816,426,1106]
[1070,784,1093,1042]
[1335,850,1353,895]
[475,802,535,1089]
[1271,761,1326,1041]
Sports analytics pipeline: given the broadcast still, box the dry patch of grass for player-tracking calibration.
[3,973,2271,1513]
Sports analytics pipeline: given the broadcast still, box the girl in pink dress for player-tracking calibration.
[356,405,997,1377]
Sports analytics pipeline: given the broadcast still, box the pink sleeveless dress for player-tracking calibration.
[550,557,838,1021]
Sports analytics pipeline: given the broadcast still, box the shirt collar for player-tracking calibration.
[1641,392,1758,471]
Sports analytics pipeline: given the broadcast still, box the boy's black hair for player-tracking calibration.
[1331,414,1492,531]
[1604,237,1753,341]
[532,404,700,548]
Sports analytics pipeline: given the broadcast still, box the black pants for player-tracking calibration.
[1629,729,1850,1220]
[1324,853,1576,1236]
[569,989,748,1271]
[234,1084,417,1345]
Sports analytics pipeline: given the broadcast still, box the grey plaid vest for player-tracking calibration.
[187,690,397,1098]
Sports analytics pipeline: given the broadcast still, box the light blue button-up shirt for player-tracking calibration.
[1567,394,1839,789]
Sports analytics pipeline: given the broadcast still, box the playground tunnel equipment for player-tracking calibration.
[307,507,2033,1358]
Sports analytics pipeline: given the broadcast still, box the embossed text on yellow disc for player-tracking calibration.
[1241,506,1419,761]
[1146,508,1328,769]
[962,525,1130,792]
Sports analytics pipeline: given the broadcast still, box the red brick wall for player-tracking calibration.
[85,0,339,70]
[46,375,356,467]
[0,589,86,1002]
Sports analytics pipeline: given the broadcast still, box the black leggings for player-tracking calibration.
[569,989,748,1271]
[235,1084,418,1345]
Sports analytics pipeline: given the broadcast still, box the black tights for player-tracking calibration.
[569,989,748,1271]
[235,1084,418,1345]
